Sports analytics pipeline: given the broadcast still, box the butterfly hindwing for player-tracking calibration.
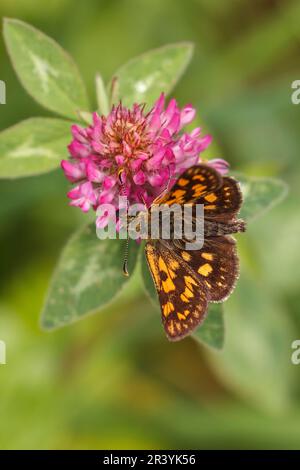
[145,240,208,341]
[178,236,239,302]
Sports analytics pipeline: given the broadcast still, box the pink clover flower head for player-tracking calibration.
[61,93,229,225]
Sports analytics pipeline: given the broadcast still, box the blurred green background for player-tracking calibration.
[1,0,300,450]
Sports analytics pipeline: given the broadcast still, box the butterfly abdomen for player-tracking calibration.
[204,219,246,237]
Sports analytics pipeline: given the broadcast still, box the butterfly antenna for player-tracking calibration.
[118,169,130,277]
[122,236,130,277]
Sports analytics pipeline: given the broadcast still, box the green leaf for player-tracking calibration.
[3,18,89,119]
[95,73,110,116]
[141,251,224,349]
[193,303,224,350]
[207,277,294,412]
[41,225,140,330]
[238,175,288,222]
[111,42,194,107]
[0,118,71,178]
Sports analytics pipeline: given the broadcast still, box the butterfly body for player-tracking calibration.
[204,218,246,237]
[143,164,246,341]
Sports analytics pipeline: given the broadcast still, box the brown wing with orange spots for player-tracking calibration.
[156,164,223,206]
[179,236,239,302]
[156,165,242,223]
[145,240,208,341]
[198,176,243,222]
[144,164,244,341]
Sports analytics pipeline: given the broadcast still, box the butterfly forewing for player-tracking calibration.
[198,176,243,221]
[157,164,222,206]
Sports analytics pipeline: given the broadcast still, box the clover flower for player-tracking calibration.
[61,93,229,228]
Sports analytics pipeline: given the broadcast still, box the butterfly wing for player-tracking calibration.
[178,236,239,302]
[156,164,223,205]
[156,164,243,222]
[199,176,243,222]
[145,164,245,341]
[145,240,208,341]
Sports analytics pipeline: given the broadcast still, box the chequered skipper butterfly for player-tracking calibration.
[144,164,246,341]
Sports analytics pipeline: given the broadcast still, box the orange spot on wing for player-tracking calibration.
[198,263,213,277]
[193,174,205,181]
[172,189,186,199]
[178,178,189,187]
[201,252,213,261]
[177,312,186,320]
[146,249,161,289]
[205,193,217,203]
[163,301,175,317]
[181,251,191,262]
[158,256,176,292]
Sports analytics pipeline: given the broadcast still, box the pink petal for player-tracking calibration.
[133,170,146,185]
[115,154,125,165]
[146,149,165,171]
[135,152,149,161]
[147,172,164,187]
[163,98,177,126]
[103,175,117,190]
[86,161,105,183]
[71,125,88,143]
[98,189,116,204]
[130,158,143,172]
[190,127,201,138]
[92,140,106,154]
[209,158,229,175]
[96,208,115,229]
[180,104,196,127]
[166,110,181,135]
[68,140,90,158]
[152,93,165,114]
[68,182,97,212]
[61,159,86,182]
[123,141,132,157]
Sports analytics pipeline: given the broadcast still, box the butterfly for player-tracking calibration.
[143,164,246,341]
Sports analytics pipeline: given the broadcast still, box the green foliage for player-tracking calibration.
[239,175,288,222]
[3,18,89,119]
[95,73,110,116]
[110,43,194,107]
[207,276,295,412]
[193,303,224,350]
[0,3,297,449]
[41,224,140,329]
[0,118,71,178]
